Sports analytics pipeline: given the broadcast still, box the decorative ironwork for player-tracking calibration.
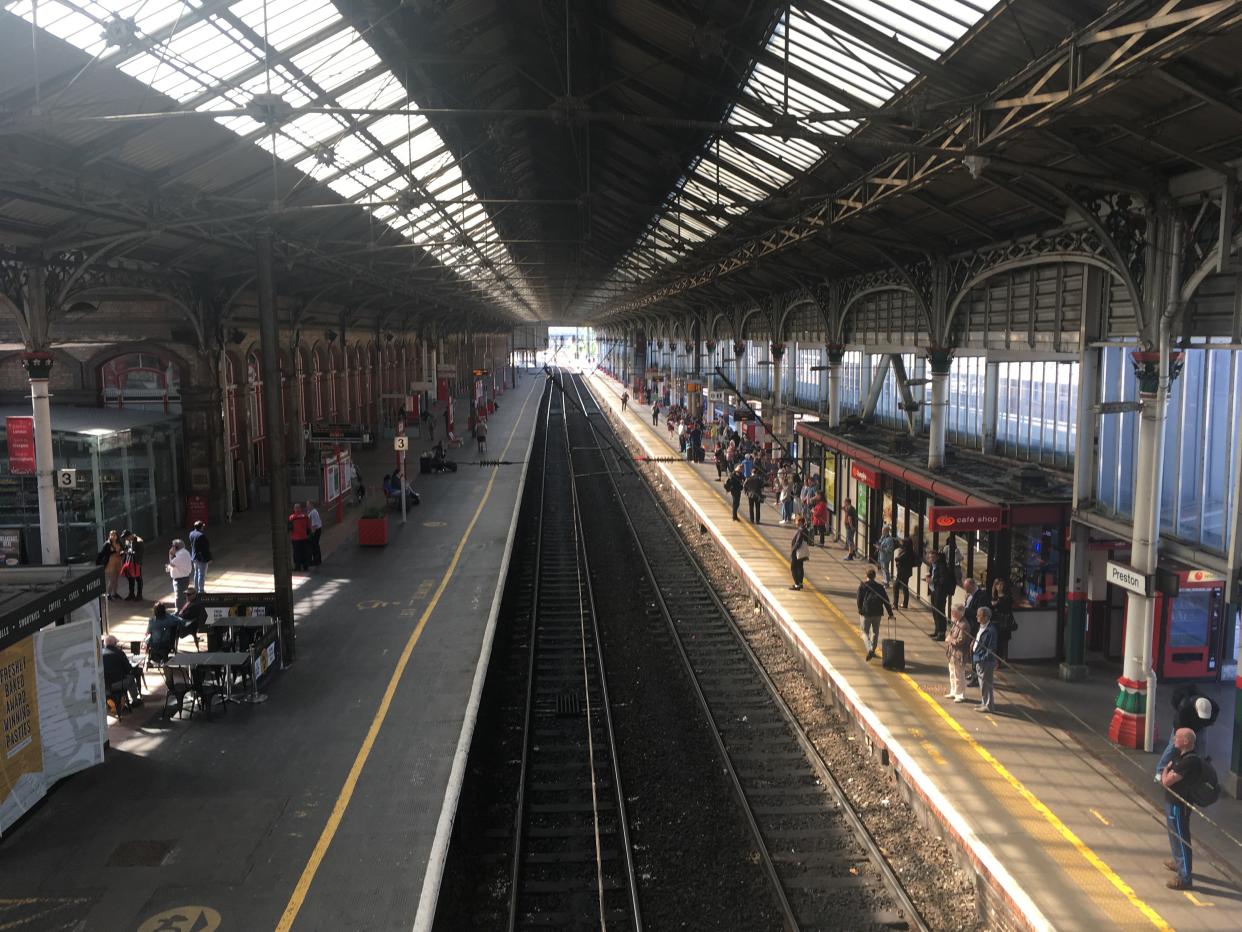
[20,352,54,380]
[1130,350,1183,397]
[926,346,954,375]
[1068,189,1147,304]
[770,341,786,359]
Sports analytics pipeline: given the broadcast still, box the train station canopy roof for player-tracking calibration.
[2,1,1240,328]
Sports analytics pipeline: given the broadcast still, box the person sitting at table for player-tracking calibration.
[102,634,141,712]
[144,602,183,662]
[177,588,208,649]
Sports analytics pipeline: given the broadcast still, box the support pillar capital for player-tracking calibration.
[770,341,786,360]
[732,340,746,357]
[825,343,845,365]
[20,351,54,380]
[926,345,954,375]
[1130,350,1184,397]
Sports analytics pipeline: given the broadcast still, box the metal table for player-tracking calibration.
[166,651,254,704]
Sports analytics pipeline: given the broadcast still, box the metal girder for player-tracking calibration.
[602,0,1242,317]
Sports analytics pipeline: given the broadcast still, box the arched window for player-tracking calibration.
[224,354,240,463]
[351,346,363,423]
[331,344,345,422]
[246,353,267,478]
[312,349,326,422]
[99,351,182,413]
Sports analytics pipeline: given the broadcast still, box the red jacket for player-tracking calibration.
[288,513,310,541]
[811,501,828,527]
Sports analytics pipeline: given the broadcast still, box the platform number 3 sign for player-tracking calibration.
[57,468,77,490]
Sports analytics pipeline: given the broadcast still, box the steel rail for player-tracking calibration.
[562,373,799,931]
[570,372,931,932]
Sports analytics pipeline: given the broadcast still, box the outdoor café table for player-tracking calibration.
[166,651,250,703]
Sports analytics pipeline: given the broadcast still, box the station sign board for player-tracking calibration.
[308,425,370,445]
[436,364,456,378]
[5,417,35,475]
[928,505,1007,532]
[1106,561,1152,597]
[849,463,880,489]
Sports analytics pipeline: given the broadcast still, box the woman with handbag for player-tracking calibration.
[789,515,812,591]
[784,519,814,591]
[991,578,1016,660]
[99,529,124,601]
[122,530,145,602]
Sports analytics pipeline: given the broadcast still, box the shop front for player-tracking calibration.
[0,406,183,565]
[797,422,1071,660]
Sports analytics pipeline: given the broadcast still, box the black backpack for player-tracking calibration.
[1187,755,1221,807]
[861,585,885,617]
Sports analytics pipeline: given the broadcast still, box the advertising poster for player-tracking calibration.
[0,638,46,834]
[5,417,35,476]
[823,453,837,512]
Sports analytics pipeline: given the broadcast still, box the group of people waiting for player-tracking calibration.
[101,586,211,715]
[96,529,147,601]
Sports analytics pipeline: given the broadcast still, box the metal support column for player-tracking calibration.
[256,229,296,662]
[1109,218,1183,751]
[926,348,953,470]
[22,350,61,565]
[982,360,1000,455]
[826,344,844,428]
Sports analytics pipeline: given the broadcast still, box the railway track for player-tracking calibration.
[562,371,929,932]
[507,377,642,931]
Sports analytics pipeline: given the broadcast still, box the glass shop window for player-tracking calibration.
[1009,525,1061,609]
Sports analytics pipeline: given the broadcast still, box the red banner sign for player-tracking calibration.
[849,463,880,489]
[928,505,1006,532]
[185,495,210,527]
[5,417,35,476]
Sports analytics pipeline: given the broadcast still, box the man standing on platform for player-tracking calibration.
[621,390,629,411]
[288,503,311,572]
[187,521,212,594]
[306,500,324,566]
[166,539,193,604]
[842,498,858,560]
[961,577,990,687]
[743,470,764,525]
[1161,727,1201,890]
[971,607,998,713]
[725,466,744,522]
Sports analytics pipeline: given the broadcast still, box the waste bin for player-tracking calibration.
[419,452,433,475]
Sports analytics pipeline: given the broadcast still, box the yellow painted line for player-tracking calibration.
[902,673,1170,930]
[597,380,1171,931]
[920,740,947,766]
[1090,808,1111,826]
[276,382,539,932]
[1184,892,1214,907]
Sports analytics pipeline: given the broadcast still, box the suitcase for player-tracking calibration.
[881,638,905,671]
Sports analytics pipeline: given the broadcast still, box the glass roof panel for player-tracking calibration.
[614,0,998,293]
[8,0,537,318]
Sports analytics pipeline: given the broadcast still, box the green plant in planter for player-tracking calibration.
[362,505,387,520]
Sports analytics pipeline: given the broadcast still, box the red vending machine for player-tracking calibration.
[1154,568,1228,680]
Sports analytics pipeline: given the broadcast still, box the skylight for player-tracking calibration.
[6,0,538,318]
[614,0,998,288]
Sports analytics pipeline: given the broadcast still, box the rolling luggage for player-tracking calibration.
[881,638,905,671]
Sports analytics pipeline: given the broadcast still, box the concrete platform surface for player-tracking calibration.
[589,369,1242,932]
[0,374,543,932]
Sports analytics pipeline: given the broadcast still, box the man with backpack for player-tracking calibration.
[856,568,894,661]
[743,470,765,524]
[724,466,744,522]
[1161,727,1212,890]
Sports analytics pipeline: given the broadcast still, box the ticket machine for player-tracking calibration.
[1153,568,1228,680]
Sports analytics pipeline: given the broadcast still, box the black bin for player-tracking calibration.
[419,453,432,474]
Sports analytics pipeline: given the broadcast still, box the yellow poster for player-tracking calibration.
[0,637,44,832]
[823,452,837,509]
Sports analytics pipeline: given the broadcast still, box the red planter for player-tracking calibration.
[357,516,389,546]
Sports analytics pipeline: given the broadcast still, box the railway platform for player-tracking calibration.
[588,370,1242,932]
[0,375,543,932]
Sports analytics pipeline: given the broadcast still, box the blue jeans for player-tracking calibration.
[844,526,857,556]
[192,560,208,593]
[781,498,794,522]
[1166,799,1192,883]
